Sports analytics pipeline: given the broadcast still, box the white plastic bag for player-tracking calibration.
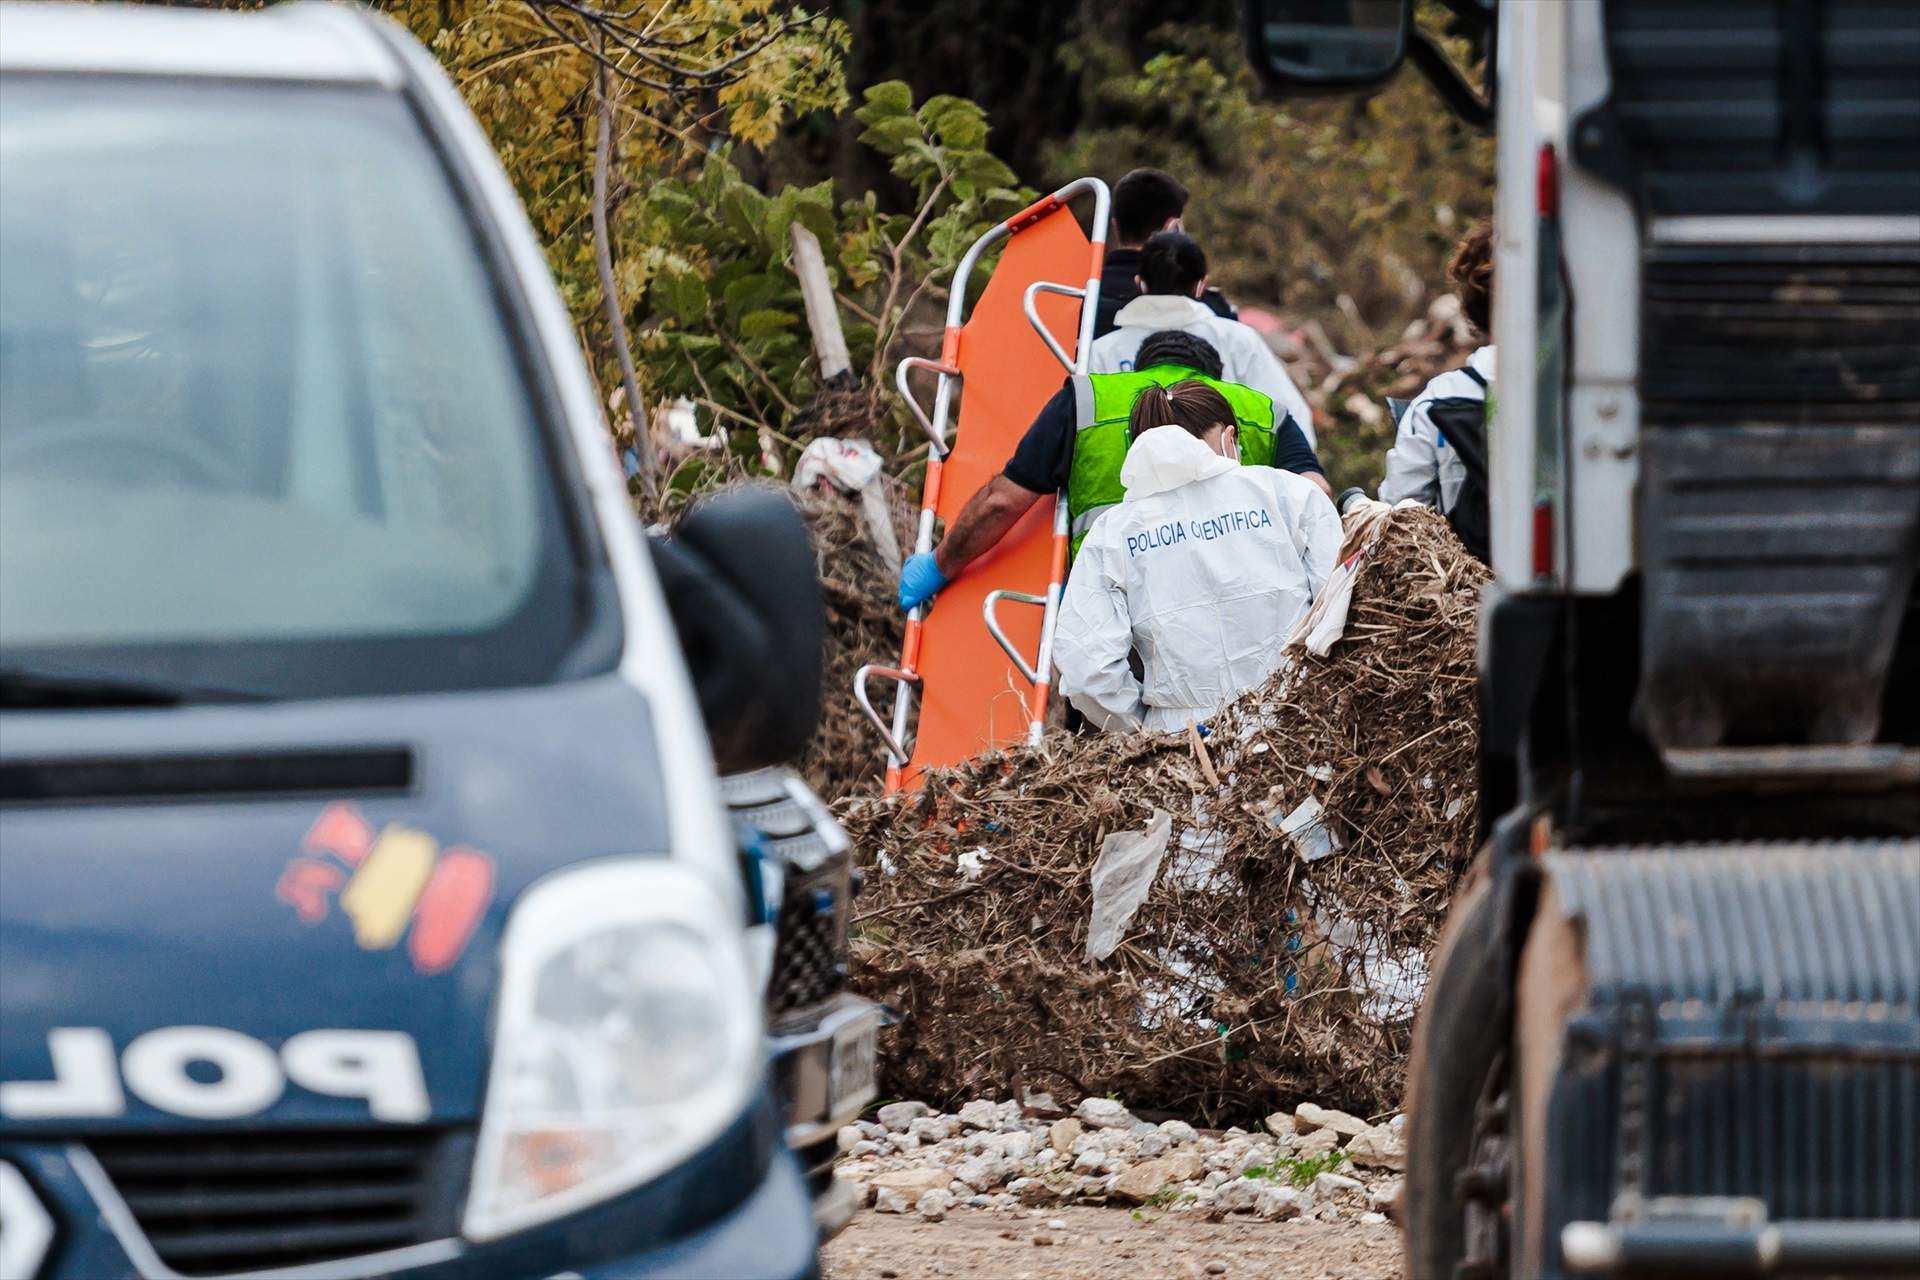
[792,437,901,572]
[1284,497,1421,656]
[1086,808,1172,962]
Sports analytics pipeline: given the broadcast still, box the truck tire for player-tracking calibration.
[1402,872,1509,1280]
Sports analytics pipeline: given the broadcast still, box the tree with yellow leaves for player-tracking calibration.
[382,1,849,496]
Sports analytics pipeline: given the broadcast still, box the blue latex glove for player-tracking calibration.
[898,551,948,613]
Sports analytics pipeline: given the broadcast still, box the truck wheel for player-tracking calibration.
[1402,873,1512,1280]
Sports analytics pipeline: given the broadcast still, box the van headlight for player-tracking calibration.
[462,861,760,1242]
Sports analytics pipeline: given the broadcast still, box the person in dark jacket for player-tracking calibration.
[895,331,1329,612]
[1094,169,1236,338]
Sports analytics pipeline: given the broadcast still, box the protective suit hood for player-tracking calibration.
[1120,425,1237,498]
[1467,344,1497,381]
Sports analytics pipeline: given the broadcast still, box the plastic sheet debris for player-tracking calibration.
[1274,796,1342,863]
[956,847,990,881]
[1137,948,1228,1030]
[1170,799,1231,894]
[1285,496,1419,656]
[1311,892,1429,1022]
[1087,809,1172,962]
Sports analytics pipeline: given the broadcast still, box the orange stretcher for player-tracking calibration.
[855,178,1110,791]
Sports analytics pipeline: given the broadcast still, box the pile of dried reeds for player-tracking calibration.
[794,487,905,803]
[841,503,1488,1122]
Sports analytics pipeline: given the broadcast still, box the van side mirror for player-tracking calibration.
[648,488,824,774]
[1243,0,1411,92]
[1242,0,1494,126]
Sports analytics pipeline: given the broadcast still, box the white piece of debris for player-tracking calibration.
[956,847,991,881]
[1171,797,1230,893]
[1276,796,1341,863]
[791,436,901,572]
[1283,496,1402,655]
[656,396,717,449]
[1086,808,1172,962]
[1310,892,1429,1021]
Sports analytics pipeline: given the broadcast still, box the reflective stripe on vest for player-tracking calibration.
[1064,365,1279,555]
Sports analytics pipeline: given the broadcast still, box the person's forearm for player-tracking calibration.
[933,476,1038,578]
[1304,470,1333,499]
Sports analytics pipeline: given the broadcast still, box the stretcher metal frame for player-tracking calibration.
[854,177,1110,790]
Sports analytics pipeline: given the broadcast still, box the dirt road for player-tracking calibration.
[822,1204,1403,1280]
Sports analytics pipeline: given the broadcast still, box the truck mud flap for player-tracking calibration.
[1637,421,1920,755]
[1633,242,1920,761]
[1515,842,1920,1278]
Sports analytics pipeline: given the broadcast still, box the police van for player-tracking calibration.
[0,5,875,1276]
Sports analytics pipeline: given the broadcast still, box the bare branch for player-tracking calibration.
[590,43,659,504]
[519,0,809,94]
[871,171,952,380]
[718,332,801,419]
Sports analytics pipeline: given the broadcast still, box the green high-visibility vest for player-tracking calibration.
[1065,364,1280,555]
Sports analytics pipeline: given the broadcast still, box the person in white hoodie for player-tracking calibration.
[1088,230,1317,447]
[1054,380,1341,734]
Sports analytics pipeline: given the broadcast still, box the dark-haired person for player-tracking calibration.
[1090,230,1316,446]
[896,331,1331,613]
[1380,221,1495,561]
[1052,380,1339,733]
[1093,168,1237,338]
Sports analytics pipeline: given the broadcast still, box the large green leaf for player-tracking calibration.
[857,79,913,122]
[857,114,923,155]
[721,185,772,250]
[723,273,787,321]
[918,95,989,151]
[657,269,709,324]
[739,307,800,340]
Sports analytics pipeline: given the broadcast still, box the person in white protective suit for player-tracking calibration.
[1379,221,1495,561]
[1054,380,1341,733]
[1088,230,1317,447]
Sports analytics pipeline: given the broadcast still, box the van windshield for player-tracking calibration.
[0,78,598,701]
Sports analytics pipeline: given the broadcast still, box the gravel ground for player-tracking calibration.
[822,1204,1403,1280]
[821,1095,1408,1279]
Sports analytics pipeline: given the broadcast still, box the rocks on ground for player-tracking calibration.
[840,1095,1408,1227]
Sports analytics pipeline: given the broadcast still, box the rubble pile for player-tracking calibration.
[1289,293,1482,463]
[843,505,1488,1119]
[838,1094,1406,1227]
[793,486,906,802]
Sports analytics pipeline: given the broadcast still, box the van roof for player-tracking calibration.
[0,2,404,88]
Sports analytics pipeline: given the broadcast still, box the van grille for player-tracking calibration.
[88,1128,464,1277]
[724,768,854,1023]
[769,856,851,1019]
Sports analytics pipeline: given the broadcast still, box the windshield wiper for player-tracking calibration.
[0,666,271,708]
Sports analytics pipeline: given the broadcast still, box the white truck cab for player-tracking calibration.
[1246,2,1919,1277]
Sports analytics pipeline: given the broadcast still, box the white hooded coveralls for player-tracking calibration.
[1054,426,1341,733]
[1379,345,1496,512]
[1088,295,1318,447]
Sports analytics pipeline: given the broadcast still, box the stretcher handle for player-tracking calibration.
[1021,281,1086,375]
[982,590,1047,686]
[895,357,957,455]
[853,663,919,764]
